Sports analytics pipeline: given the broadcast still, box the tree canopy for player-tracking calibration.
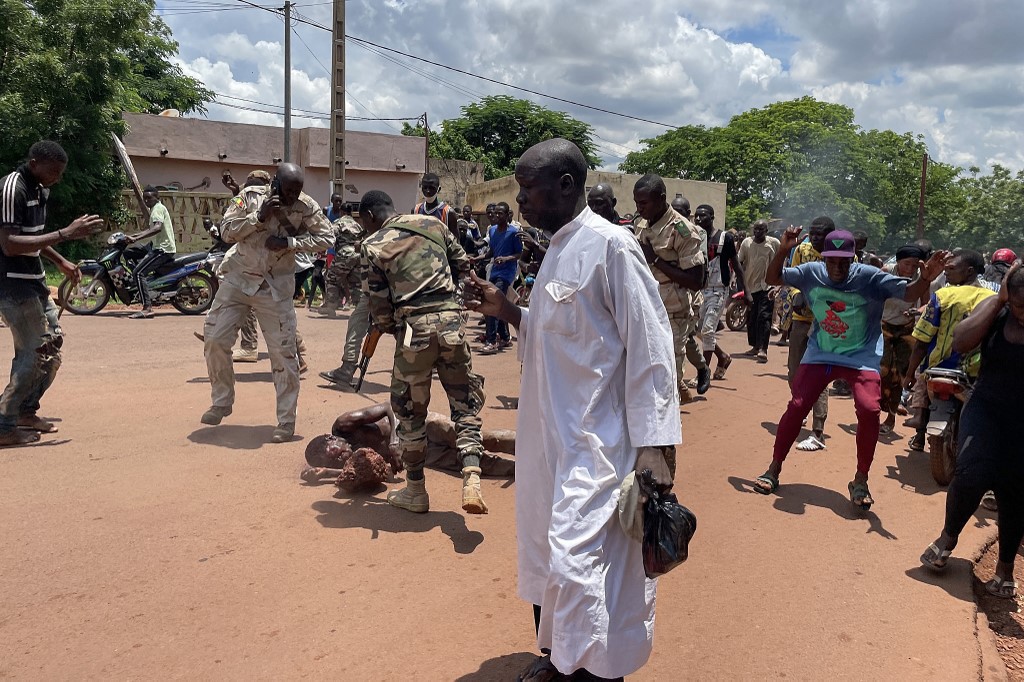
[618,97,1015,253]
[0,0,212,250]
[403,96,601,180]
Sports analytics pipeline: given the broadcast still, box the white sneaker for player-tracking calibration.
[232,348,258,363]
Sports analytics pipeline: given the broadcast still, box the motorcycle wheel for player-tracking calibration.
[58,274,110,315]
[928,431,956,486]
[171,272,216,315]
[725,300,748,331]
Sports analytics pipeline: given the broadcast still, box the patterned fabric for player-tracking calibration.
[880,322,915,413]
[360,214,469,333]
[911,283,996,374]
[390,310,485,473]
[789,240,823,323]
[218,186,335,302]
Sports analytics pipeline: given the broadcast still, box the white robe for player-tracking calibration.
[515,207,682,678]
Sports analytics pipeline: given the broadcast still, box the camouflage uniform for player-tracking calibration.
[323,215,364,313]
[634,207,707,394]
[205,186,334,428]
[361,214,485,477]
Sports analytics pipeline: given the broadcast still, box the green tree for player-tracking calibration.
[619,97,967,251]
[945,165,1024,254]
[403,96,600,180]
[0,0,212,255]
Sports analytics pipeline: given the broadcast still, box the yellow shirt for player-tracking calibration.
[789,241,823,323]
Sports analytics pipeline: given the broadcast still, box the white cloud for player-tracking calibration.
[157,0,1024,172]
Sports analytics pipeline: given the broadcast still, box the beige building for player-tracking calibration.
[465,171,727,227]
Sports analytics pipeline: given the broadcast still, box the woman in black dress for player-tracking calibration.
[920,261,1024,598]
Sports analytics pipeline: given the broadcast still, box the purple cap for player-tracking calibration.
[821,230,856,258]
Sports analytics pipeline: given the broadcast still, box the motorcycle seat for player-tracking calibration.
[152,252,207,275]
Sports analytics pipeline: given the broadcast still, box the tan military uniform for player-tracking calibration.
[634,207,706,389]
[204,186,334,427]
[360,214,484,475]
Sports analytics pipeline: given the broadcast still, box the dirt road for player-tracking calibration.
[0,308,1000,679]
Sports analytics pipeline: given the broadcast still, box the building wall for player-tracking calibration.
[466,171,728,227]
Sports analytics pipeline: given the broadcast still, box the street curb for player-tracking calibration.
[973,536,1009,682]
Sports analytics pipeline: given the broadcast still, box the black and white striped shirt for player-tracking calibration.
[0,166,49,298]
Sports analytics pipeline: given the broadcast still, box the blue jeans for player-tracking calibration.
[0,295,62,433]
[485,277,511,343]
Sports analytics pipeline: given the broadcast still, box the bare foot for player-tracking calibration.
[0,429,41,447]
[17,415,58,433]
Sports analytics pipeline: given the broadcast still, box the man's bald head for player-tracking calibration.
[275,162,305,205]
[514,139,589,233]
[587,183,618,223]
[671,196,690,218]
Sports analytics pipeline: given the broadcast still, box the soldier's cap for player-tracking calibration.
[246,170,272,183]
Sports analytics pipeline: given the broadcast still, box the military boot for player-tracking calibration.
[387,477,429,513]
[461,466,488,514]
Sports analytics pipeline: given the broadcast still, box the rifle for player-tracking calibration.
[355,327,384,391]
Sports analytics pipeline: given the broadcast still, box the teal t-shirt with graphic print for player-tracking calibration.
[782,261,908,372]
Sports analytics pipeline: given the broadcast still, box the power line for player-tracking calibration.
[213,96,420,122]
[232,0,678,129]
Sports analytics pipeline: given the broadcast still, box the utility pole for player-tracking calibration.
[283,0,292,162]
[422,112,429,175]
[329,0,345,195]
[916,152,928,239]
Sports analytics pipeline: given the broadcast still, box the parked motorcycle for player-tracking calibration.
[58,232,221,316]
[724,290,749,331]
[923,367,972,486]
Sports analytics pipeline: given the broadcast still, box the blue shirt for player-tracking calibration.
[488,224,522,283]
[783,262,908,372]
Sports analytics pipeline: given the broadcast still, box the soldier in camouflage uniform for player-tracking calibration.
[358,189,488,514]
[202,163,334,443]
[319,204,364,317]
[632,173,708,405]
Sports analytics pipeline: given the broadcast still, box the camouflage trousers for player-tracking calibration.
[323,260,361,312]
[391,310,485,474]
[880,322,915,414]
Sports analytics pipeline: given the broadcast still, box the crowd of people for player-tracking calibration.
[2,138,1023,681]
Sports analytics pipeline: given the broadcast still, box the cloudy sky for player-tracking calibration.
[159,0,1024,172]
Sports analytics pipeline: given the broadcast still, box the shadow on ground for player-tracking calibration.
[454,652,537,681]
[904,562,976,604]
[883,450,944,496]
[727,476,896,539]
[188,424,302,449]
[311,496,484,554]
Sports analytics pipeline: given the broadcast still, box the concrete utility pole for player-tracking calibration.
[917,152,928,239]
[329,0,345,195]
[422,112,429,175]
[283,0,292,162]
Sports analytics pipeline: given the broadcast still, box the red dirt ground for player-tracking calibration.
[0,306,1002,680]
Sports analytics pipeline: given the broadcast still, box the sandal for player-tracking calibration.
[713,355,732,380]
[796,436,826,451]
[516,654,564,682]
[848,480,874,511]
[908,433,925,451]
[920,542,953,571]
[753,473,779,495]
[981,491,998,512]
[17,415,57,433]
[985,577,1018,600]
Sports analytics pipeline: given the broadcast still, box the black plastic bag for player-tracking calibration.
[638,468,697,579]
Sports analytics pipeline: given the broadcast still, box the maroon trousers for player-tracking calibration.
[773,363,882,475]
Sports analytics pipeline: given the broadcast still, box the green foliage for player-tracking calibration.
[620,97,977,252]
[943,165,1024,254]
[0,0,212,259]
[403,96,601,180]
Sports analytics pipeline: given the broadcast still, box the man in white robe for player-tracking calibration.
[467,139,681,681]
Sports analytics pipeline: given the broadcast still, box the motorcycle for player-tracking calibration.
[58,232,221,316]
[724,290,749,331]
[923,367,972,486]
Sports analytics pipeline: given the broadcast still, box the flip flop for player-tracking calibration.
[713,356,733,380]
[17,416,57,433]
[848,480,874,511]
[753,473,779,495]
[985,577,1017,599]
[920,542,953,571]
[516,654,562,682]
[796,436,826,451]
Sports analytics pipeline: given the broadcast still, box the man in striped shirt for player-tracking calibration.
[0,141,102,445]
